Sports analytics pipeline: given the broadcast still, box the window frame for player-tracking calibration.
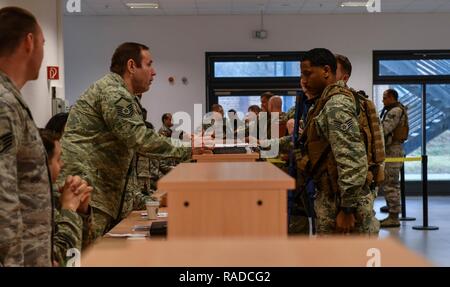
[206,51,304,112]
[373,50,450,185]
[373,50,450,85]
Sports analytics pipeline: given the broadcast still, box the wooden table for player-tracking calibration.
[192,152,260,162]
[82,237,431,267]
[158,162,295,239]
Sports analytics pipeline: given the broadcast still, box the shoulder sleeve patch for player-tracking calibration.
[114,97,135,118]
[332,119,354,133]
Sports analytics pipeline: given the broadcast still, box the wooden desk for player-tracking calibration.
[192,152,260,162]
[158,162,295,239]
[82,237,431,267]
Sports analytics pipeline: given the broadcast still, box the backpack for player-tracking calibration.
[299,84,386,188]
[392,103,409,144]
[351,89,385,185]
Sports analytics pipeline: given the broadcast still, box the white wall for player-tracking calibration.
[0,0,65,127]
[63,13,450,129]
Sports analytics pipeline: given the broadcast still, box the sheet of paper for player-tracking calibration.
[106,233,147,238]
[141,212,168,218]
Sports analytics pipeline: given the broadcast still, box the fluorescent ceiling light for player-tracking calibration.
[340,1,370,7]
[126,3,159,9]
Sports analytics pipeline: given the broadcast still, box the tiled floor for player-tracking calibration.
[375,196,450,266]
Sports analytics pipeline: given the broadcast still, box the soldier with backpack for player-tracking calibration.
[335,54,385,190]
[335,54,384,234]
[298,48,379,234]
[379,89,409,228]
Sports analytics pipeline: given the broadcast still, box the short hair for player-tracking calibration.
[211,104,223,113]
[162,113,172,123]
[385,89,399,101]
[228,109,237,115]
[248,105,261,114]
[45,113,68,136]
[269,96,282,111]
[39,129,61,159]
[302,48,337,75]
[335,54,352,77]
[110,42,149,76]
[261,92,274,100]
[0,7,38,57]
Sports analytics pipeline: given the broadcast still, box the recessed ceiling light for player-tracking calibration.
[126,3,159,9]
[340,1,369,8]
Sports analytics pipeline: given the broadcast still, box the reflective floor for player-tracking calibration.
[375,196,450,266]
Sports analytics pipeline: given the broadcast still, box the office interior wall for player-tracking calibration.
[0,0,65,127]
[63,13,450,130]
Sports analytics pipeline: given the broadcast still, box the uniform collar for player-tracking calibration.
[335,80,347,87]
[384,102,399,110]
[109,72,131,93]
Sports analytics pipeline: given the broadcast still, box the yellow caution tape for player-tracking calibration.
[268,157,421,164]
[385,157,422,163]
[267,158,286,164]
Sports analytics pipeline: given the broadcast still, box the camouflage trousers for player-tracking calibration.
[314,187,380,235]
[383,145,404,214]
[288,188,310,235]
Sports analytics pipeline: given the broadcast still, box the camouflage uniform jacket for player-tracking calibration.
[0,71,53,267]
[302,81,368,208]
[286,106,296,120]
[158,124,172,138]
[381,104,404,147]
[60,73,190,220]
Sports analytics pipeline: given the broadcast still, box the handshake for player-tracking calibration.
[190,133,215,155]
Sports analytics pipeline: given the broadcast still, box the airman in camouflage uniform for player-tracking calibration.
[60,43,191,243]
[0,8,53,266]
[38,128,94,266]
[379,89,408,228]
[159,113,173,138]
[1,8,97,267]
[0,72,53,267]
[299,48,378,235]
[334,54,381,234]
[53,188,92,266]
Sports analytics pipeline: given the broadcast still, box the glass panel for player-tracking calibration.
[379,59,450,76]
[214,61,300,78]
[373,84,423,181]
[425,84,450,180]
[218,95,296,119]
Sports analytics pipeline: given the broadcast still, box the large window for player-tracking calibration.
[214,61,300,78]
[379,59,450,76]
[218,94,296,119]
[373,51,450,181]
[206,52,303,119]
